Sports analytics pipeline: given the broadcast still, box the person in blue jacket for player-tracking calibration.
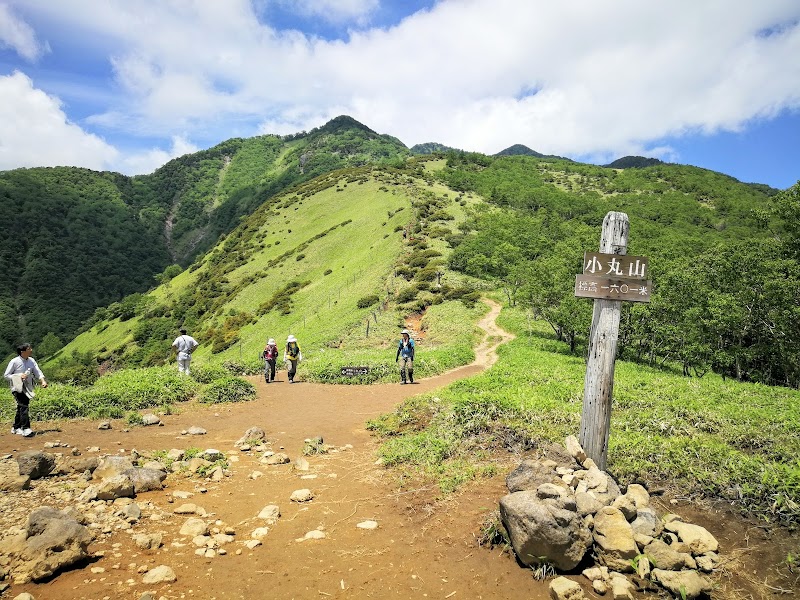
[395,329,415,384]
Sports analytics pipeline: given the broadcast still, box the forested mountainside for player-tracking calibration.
[0,116,409,358]
[435,153,800,387]
[410,142,461,154]
[49,144,800,389]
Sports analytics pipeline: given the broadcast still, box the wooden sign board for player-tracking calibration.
[340,366,370,376]
[583,252,648,280]
[574,275,652,303]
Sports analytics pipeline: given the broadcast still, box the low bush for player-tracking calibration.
[357,294,380,309]
[199,376,256,404]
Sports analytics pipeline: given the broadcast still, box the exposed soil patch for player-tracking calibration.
[1,300,796,599]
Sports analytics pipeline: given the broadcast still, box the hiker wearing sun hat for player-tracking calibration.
[283,335,302,383]
[395,329,415,384]
[261,338,279,383]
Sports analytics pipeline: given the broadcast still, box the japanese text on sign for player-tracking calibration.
[583,252,648,280]
[574,275,651,303]
[341,366,370,377]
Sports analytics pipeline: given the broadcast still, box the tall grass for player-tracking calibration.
[0,366,254,421]
[369,306,800,525]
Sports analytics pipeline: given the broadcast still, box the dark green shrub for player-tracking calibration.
[357,294,380,309]
[397,288,418,303]
[199,376,256,404]
[192,364,229,383]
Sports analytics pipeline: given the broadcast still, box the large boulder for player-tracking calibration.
[54,455,100,476]
[96,474,135,500]
[123,468,167,493]
[506,460,565,493]
[6,507,93,583]
[93,455,135,481]
[500,487,592,571]
[17,451,56,479]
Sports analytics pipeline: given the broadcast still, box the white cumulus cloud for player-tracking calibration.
[0,71,117,171]
[2,0,800,177]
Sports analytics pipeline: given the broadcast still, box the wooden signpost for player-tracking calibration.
[576,212,652,470]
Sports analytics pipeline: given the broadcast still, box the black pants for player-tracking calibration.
[287,359,298,381]
[12,391,31,430]
[264,359,276,382]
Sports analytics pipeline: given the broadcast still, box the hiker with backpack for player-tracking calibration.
[283,335,302,383]
[172,328,199,375]
[396,329,415,384]
[261,338,278,383]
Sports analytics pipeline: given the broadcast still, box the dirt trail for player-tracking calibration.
[3,300,794,599]
[3,299,545,600]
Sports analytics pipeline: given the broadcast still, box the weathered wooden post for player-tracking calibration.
[579,212,628,470]
[574,211,652,470]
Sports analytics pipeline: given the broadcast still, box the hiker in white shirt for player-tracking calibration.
[172,328,199,375]
[4,342,48,437]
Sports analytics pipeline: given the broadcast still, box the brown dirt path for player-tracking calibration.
[3,299,796,599]
[2,299,550,600]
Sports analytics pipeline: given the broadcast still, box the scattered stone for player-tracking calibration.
[592,507,638,572]
[98,421,112,430]
[506,459,565,493]
[141,414,161,426]
[235,427,266,447]
[187,426,207,436]
[249,470,264,480]
[173,490,194,499]
[0,473,31,492]
[624,484,650,508]
[141,565,177,584]
[290,489,314,502]
[209,466,225,481]
[251,527,270,540]
[300,530,326,541]
[97,474,135,500]
[180,518,208,537]
[93,456,135,480]
[174,503,205,516]
[257,505,280,523]
[650,569,713,599]
[124,467,167,493]
[132,533,163,550]
[357,520,378,530]
[609,573,635,600]
[663,521,719,554]
[564,435,587,464]
[549,576,584,600]
[262,453,290,465]
[244,540,262,549]
[294,457,310,471]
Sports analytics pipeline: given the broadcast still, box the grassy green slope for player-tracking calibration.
[369,305,800,524]
[53,162,486,381]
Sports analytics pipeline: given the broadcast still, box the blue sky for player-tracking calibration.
[1,0,799,189]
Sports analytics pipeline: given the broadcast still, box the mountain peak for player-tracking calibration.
[319,115,376,135]
[604,156,664,169]
[495,144,544,157]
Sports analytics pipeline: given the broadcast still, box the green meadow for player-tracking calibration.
[368,305,800,525]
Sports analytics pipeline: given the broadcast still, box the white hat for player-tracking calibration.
[267,338,275,345]
[401,329,410,335]
[287,335,297,343]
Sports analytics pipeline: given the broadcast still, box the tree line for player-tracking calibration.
[440,153,800,388]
